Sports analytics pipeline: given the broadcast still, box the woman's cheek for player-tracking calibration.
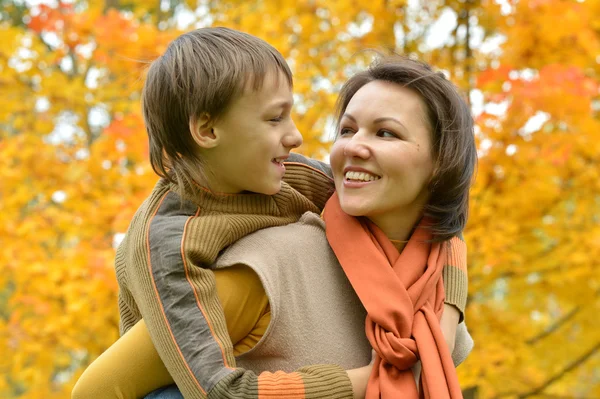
[329,141,345,174]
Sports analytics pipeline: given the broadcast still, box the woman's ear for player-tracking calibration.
[190,114,219,149]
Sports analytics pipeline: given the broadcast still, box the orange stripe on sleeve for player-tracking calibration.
[447,236,467,272]
[258,371,306,399]
[145,192,207,395]
[181,208,233,369]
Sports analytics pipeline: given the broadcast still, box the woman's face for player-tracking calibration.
[330,80,434,227]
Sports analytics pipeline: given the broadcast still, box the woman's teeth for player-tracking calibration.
[345,171,381,182]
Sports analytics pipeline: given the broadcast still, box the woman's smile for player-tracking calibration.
[343,166,381,187]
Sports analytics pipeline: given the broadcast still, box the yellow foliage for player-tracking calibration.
[1,0,599,397]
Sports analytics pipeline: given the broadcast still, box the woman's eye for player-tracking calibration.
[377,129,398,139]
[269,116,283,122]
[339,127,354,136]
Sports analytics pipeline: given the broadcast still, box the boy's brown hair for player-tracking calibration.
[142,27,293,199]
[335,55,477,242]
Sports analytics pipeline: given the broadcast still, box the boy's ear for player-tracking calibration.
[190,114,219,149]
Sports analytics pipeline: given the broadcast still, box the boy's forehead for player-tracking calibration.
[242,68,291,94]
[221,71,292,116]
[239,71,292,102]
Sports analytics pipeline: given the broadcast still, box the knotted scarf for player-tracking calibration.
[323,192,463,399]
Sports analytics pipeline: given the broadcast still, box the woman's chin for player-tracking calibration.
[339,202,370,218]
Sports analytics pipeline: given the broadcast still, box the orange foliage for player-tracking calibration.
[1,0,598,397]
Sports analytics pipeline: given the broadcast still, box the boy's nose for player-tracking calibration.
[283,122,303,149]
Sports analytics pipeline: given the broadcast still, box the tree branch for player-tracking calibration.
[519,341,600,398]
[470,262,566,284]
[495,342,600,398]
[525,306,581,345]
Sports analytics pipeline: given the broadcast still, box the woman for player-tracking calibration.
[73,55,475,399]
[323,54,476,397]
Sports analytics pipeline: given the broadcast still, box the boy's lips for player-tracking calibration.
[271,155,288,175]
[272,155,289,163]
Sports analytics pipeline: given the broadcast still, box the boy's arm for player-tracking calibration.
[71,266,270,399]
[284,153,334,212]
[441,304,461,356]
[442,234,468,321]
[440,234,472,366]
[71,320,173,399]
[286,152,332,178]
[441,305,473,366]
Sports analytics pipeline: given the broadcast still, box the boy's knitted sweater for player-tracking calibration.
[115,154,468,399]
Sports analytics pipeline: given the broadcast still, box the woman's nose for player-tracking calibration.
[342,134,371,159]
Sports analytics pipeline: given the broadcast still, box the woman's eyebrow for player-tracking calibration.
[343,114,408,135]
[373,117,407,131]
[342,113,357,122]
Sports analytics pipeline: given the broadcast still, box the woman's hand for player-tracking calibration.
[440,303,460,354]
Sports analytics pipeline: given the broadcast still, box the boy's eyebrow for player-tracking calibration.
[267,99,294,109]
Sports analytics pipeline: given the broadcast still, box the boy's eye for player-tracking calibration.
[269,116,284,122]
[377,129,398,139]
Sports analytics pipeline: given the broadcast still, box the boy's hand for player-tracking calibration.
[347,362,373,399]
[440,303,460,355]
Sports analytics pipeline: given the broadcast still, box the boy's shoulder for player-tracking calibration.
[119,179,176,242]
[117,179,199,265]
[285,152,332,179]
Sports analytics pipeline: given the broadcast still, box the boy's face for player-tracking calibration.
[201,70,302,195]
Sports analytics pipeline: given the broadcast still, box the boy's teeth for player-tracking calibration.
[345,171,380,182]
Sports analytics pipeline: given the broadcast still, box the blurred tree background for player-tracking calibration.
[1,0,599,397]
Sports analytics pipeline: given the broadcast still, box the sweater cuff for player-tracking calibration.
[443,265,468,322]
[208,364,353,399]
[297,364,354,399]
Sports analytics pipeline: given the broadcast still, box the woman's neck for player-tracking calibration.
[368,208,423,251]
[389,239,408,252]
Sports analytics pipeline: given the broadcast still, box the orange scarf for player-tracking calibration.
[323,193,462,399]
